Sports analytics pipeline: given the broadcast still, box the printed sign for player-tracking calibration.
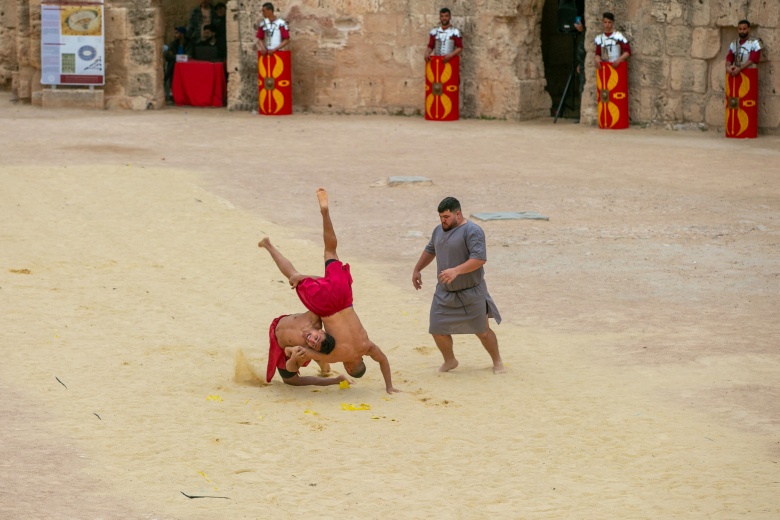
[41,1,105,86]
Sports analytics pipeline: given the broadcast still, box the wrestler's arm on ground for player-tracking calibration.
[367,343,400,394]
[412,251,436,289]
[282,374,351,387]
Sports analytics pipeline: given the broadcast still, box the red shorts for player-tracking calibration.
[266,314,310,383]
[295,260,353,317]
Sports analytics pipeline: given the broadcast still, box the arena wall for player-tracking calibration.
[1,0,778,133]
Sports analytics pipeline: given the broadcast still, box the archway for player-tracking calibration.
[159,1,229,105]
[541,0,584,119]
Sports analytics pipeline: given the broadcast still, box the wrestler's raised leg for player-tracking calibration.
[258,237,302,285]
[317,188,339,262]
[432,334,459,372]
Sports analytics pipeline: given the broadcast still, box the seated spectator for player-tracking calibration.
[193,24,225,61]
[164,26,189,102]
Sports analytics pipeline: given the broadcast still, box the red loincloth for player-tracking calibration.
[295,261,354,318]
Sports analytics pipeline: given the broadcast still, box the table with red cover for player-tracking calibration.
[172,60,226,107]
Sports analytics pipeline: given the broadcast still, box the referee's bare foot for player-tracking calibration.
[493,361,507,374]
[317,188,328,212]
[258,237,271,249]
[439,359,459,372]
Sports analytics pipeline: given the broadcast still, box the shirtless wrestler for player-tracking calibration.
[265,311,350,387]
[258,188,400,394]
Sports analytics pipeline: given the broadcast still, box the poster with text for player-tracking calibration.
[41,1,105,86]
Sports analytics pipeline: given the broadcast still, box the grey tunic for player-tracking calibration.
[425,220,501,334]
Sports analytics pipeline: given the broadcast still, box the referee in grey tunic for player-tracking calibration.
[412,197,506,374]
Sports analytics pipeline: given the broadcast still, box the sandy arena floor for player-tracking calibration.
[1,94,779,519]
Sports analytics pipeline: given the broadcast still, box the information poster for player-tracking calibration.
[41,1,105,86]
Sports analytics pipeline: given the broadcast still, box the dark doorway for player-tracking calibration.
[541,0,585,119]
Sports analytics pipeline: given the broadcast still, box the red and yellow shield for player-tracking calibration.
[725,68,758,139]
[425,55,460,121]
[258,50,292,116]
[597,61,629,129]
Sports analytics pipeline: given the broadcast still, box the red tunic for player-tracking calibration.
[295,261,354,318]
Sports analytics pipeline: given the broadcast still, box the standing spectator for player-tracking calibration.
[412,197,506,374]
[726,20,762,76]
[424,7,462,64]
[213,3,227,55]
[594,12,630,68]
[164,26,189,103]
[187,0,215,48]
[256,2,290,56]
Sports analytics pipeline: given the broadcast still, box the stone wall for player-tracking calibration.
[1,0,778,133]
[5,0,165,109]
[226,0,550,119]
[581,0,779,132]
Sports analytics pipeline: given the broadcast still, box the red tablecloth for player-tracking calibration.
[172,61,226,107]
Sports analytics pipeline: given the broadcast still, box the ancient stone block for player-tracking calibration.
[666,25,692,57]
[715,0,750,27]
[691,27,721,59]
[687,0,711,26]
[670,57,708,93]
[130,38,155,66]
[710,63,726,93]
[106,8,128,43]
[681,92,705,121]
[640,25,664,57]
[748,2,780,28]
[651,0,683,23]
[758,94,780,127]
[634,56,669,88]
[704,93,726,127]
[128,8,157,38]
[127,72,152,97]
[41,88,105,109]
[381,76,422,107]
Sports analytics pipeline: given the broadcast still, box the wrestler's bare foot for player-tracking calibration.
[493,361,507,374]
[317,188,328,212]
[258,237,271,249]
[438,358,459,372]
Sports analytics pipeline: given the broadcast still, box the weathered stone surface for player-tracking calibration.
[665,25,692,57]
[640,25,664,56]
[105,8,128,43]
[748,1,780,29]
[681,92,705,122]
[670,57,708,93]
[759,95,780,127]
[715,0,750,27]
[704,93,726,127]
[691,27,721,59]
[687,0,711,27]
[41,88,104,109]
[634,56,669,88]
